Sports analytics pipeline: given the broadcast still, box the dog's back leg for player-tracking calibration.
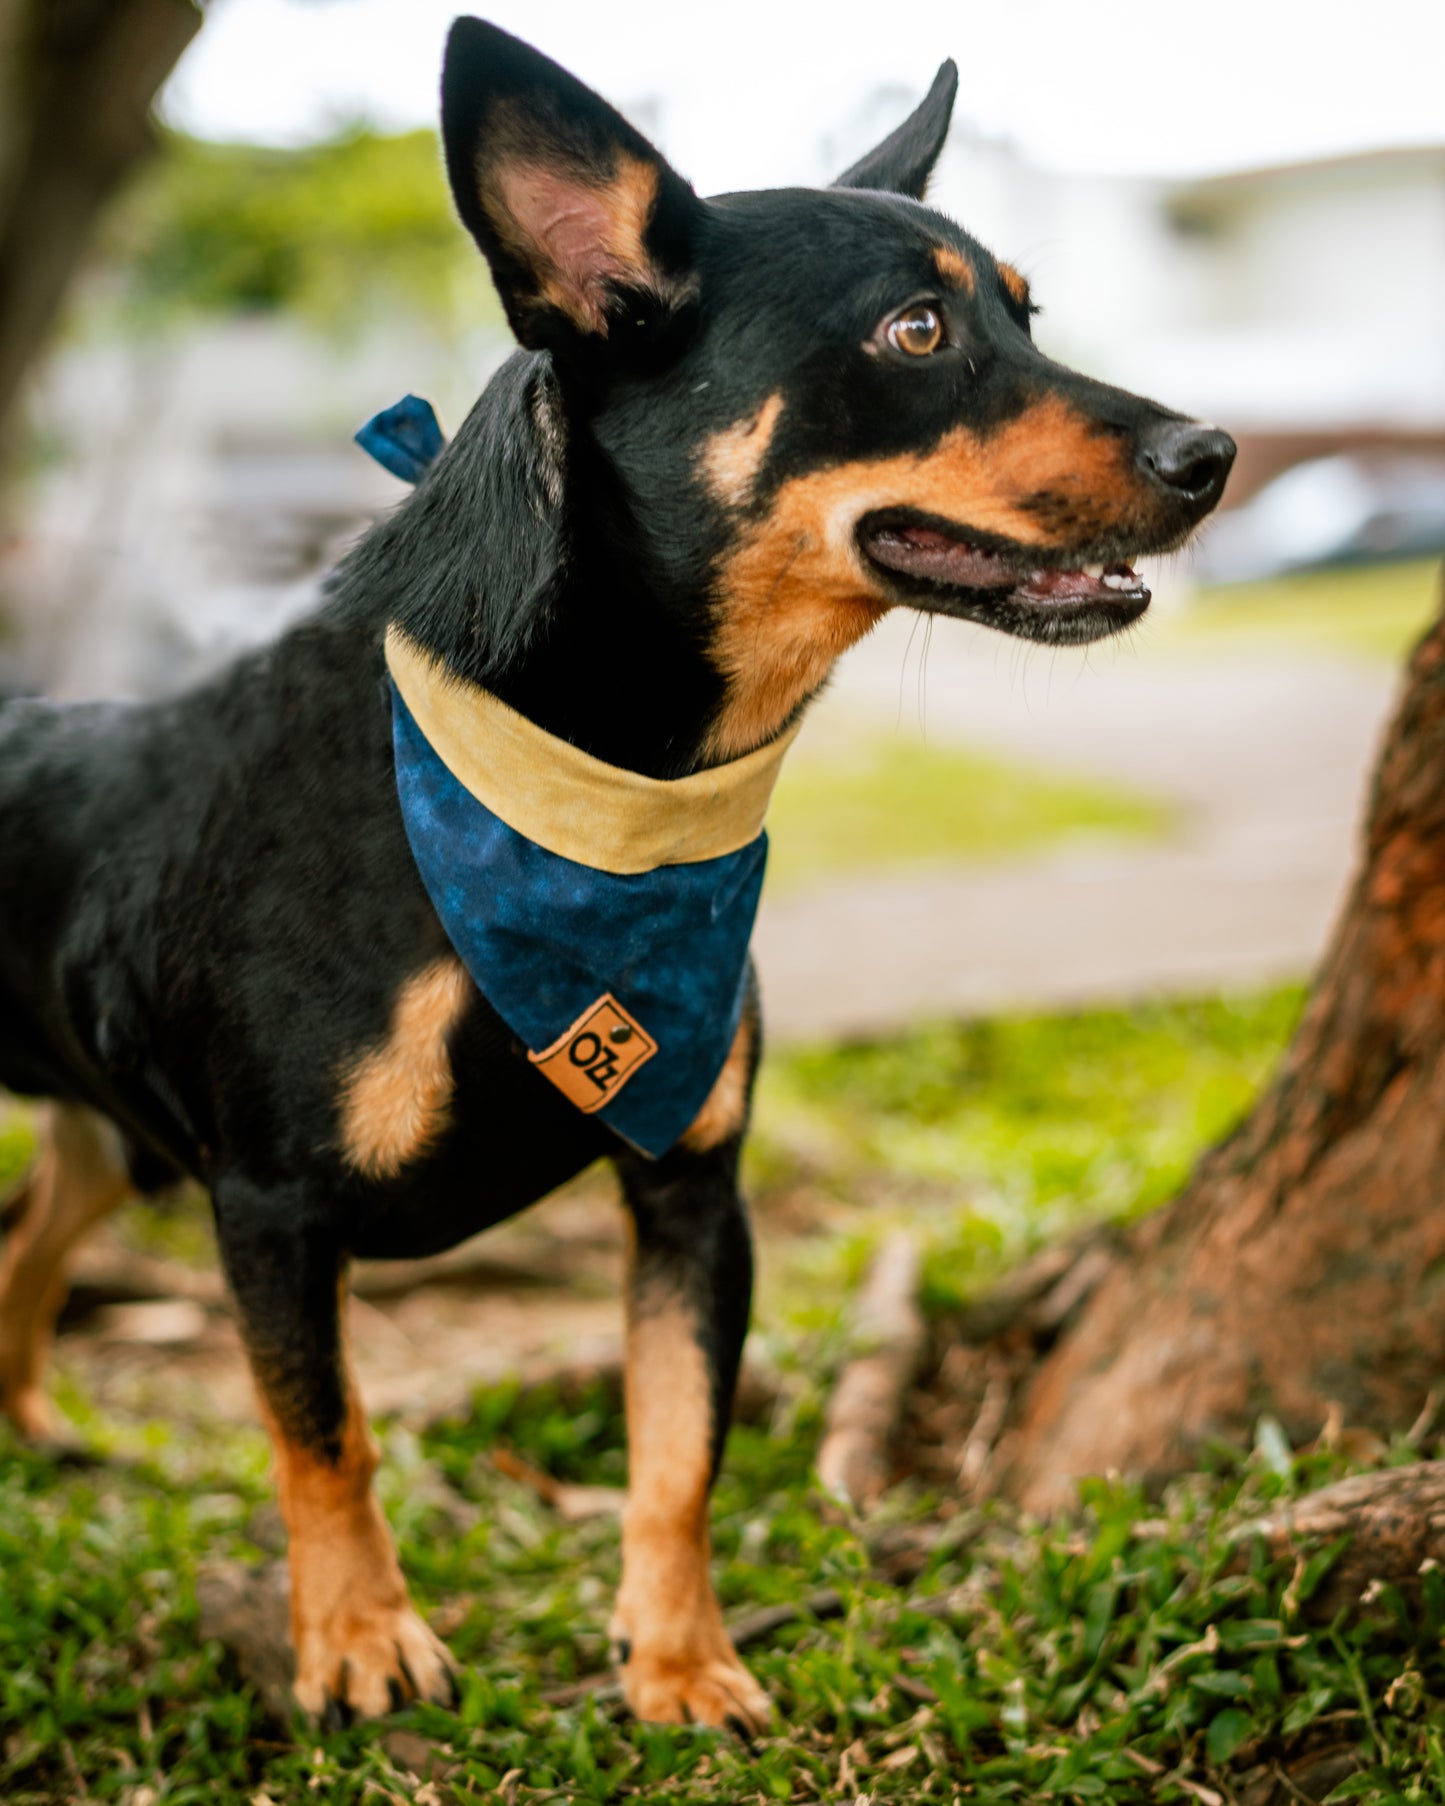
[0,1103,132,1437]
[212,1175,456,1721]
[609,1134,773,1731]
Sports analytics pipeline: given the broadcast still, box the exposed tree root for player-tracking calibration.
[816,1233,927,1508]
[1232,1460,1445,1620]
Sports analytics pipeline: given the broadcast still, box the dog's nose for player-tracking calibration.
[1138,421,1236,508]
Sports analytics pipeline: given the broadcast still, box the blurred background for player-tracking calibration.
[0,0,1443,1410]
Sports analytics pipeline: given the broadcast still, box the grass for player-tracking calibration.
[763,735,1169,895]
[12,987,1445,1803]
[1163,558,1442,664]
[5,1385,1445,1803]
[750,987,1305,1314]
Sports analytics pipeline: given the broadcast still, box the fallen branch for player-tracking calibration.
[392,1346,781,1432]
[61,1245,222,1322]
[353,1239,605,1299]
[958,1363,1013,1499]
[58,1233,603,1327]
[491,1448,626,1522]
[816,1233,927,1509]
[729,1587,846,1649]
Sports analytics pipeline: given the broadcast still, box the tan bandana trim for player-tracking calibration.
[384,625,800,875]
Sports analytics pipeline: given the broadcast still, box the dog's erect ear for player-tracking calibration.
[833,61,959,200]
[441,18,703,358]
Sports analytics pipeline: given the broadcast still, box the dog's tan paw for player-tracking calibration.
[0,1377,56,1441]
[620,1647,772,1732]
[294,1604,457,1723]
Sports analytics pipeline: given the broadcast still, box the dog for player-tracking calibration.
[0,18,1234,1730]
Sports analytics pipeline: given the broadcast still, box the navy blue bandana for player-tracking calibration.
[385,632,798,1159]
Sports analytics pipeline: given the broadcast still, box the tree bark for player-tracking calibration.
[0,0,201,449]
[999,572,1445,1514]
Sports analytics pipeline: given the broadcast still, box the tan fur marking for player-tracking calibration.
[699,393,785,507]
[680,1012,755,1153]
[612,1280,770,1728]
[932,244,975,293]
[0,1105,131,1437]
[705,393,1139,758]
[340,957,471,1179]
[998,261,1031,307]
[261,1360,452,1717]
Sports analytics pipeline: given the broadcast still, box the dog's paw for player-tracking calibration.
[0,1379,56,1442]
[294,1604,458,1723]
[619,1646,772,1733]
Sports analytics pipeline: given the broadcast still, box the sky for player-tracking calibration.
[163,0,1445,190]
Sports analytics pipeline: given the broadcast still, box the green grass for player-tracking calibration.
[1164,558,1442,664]
[15,987,1445,1804]
[764,735,1169,894]
[5,1387,1445,1803]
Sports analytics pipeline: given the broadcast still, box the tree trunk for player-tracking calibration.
[0,0,201,449]
[1000,572,1445,1514]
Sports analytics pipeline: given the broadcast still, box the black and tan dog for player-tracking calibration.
[0,20,1233,1729]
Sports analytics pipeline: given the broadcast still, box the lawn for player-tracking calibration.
[1163,558,1442,665]
[7,987,1445,1804]
[763,735,1169,896]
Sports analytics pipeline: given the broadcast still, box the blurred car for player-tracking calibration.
[1196,453,1445,584]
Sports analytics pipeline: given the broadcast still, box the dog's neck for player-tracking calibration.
[385,625,801,867]
[355,353,778,782]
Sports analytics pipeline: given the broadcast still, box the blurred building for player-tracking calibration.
[928,133,1445,501]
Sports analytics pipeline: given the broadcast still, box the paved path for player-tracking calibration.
[755,611,1400,1042]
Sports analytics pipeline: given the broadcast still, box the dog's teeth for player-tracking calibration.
[1081,563,1106,579]
[1102,568,1138,590]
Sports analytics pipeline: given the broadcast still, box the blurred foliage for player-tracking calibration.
[1167,557,1442,663]
[92,127,501,337]
[752,987,1304,1313]
[765,733,1168,895]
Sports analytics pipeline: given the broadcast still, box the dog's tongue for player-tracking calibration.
[866,523,1140,600]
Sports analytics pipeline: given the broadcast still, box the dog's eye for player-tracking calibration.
[886,304,944,357]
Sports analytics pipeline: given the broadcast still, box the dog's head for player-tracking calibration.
[440,20,1234,758]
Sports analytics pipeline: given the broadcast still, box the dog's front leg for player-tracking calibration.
[610,1139,772,1731]
[213,1177,456,1721]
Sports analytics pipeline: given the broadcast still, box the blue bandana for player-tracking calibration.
[360,397,796,1157]
[388,683,772,1156]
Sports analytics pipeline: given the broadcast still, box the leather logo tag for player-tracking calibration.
[528,993,658,1113]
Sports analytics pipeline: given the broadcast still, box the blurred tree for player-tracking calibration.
[989,568,1445,1512]
[99,128,497,335]
[0,0,201,450]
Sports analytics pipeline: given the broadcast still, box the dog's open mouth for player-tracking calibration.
[857,510,1151,644]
